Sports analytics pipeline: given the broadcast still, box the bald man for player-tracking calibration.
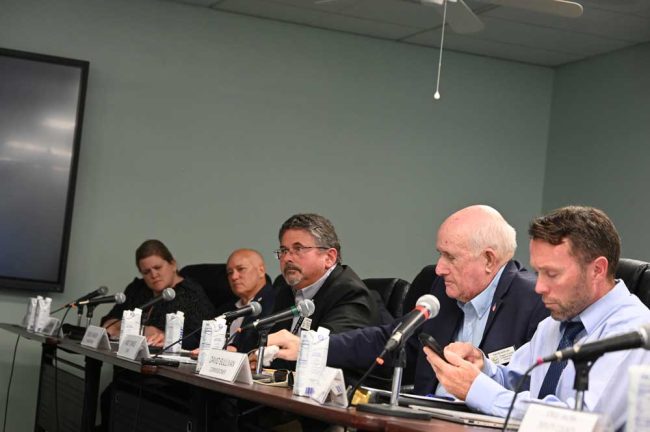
[222,249,276,353]
[268,205,549,395]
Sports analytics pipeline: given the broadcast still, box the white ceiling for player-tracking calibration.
[164,0,650,66]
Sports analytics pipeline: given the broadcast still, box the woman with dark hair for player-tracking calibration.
[101,239,216,349]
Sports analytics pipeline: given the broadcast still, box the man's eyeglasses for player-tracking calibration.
[273,246,329,260]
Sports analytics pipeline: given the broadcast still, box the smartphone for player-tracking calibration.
[419,333,449,363]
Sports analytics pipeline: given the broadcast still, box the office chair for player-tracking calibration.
[615,258,650,308]
[362,278,411,320]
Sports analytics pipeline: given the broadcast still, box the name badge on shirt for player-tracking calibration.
[488,346,515,365]
[300,317,312,332]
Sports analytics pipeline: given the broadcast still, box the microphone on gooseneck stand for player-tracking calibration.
[537,323,650,364]
[353,294,441,420]
[81,293,127,328]
[78,293,127,306]
[138,287,176,312]
[219,301,263,322]
[237,299,315,333]
[52,286,110,313]
[382,294,440,356]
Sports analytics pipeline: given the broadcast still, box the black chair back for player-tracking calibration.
[616,258,650,308]
[362,278,410,320]
[179,263,238,312]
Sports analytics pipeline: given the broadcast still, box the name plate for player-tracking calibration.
[309,367,347,407]
[117,334,150,361]
[81,325,111,350]
[627,365,650,432]
[198,349,252,385]
[519,403,600,432]
[39,317,61,336]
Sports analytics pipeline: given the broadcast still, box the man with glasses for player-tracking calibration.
[269,214,380,363]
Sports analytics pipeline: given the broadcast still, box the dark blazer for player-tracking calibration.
[271,264,380,369]
[227,282,276,353]
[328,260,549,394]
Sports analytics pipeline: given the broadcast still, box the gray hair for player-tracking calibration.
[279,213,342,264]
[467,206,517,260]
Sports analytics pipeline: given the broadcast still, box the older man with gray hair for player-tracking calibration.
[268,205,548,394]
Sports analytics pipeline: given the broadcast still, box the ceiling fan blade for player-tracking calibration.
[484,0,584,17]
[422,0,485,33]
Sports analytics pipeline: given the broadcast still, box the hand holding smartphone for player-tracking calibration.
[419,333,449,363]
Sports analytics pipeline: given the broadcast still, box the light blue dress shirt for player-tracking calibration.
[291,264,337,333]
[466,280,650,430]
[434,265,505,397]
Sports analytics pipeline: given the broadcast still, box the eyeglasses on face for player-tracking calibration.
[273,245,329,260]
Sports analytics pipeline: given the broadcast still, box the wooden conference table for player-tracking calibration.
[0,323,489,432]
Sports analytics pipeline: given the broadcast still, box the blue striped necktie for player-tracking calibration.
[537,320,585,398]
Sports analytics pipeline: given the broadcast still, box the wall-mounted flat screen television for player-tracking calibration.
[0,47,89,293]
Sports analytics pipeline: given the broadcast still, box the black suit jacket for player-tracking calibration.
[328,260,549,394]
[271,264,380,369]
[227,282,276,353]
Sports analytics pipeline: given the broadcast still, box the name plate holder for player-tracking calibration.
[198,349,253,385]
[519,403,601,432]
[308,367,348,407]
[81,325,111,350]
[117,334,150,361]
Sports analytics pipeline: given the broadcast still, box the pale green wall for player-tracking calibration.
[0,0,553,429]
[543,43,650,260]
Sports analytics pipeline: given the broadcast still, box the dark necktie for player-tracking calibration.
[537,320,585,398]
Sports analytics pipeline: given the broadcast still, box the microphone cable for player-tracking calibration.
[500,362,542,432]
[2,335,20,432]
[345,357,382,408]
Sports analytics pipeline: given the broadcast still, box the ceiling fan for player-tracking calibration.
[411,0,584,34]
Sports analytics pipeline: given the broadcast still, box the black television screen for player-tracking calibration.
[0,48,89,293]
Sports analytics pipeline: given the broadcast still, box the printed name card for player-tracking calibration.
[519,403,600,432]
[198,349,252,385]
[39,317,61,336]
[627,365,650,432]
[117,334,150,360]
[309,367,347,407]
[81,325,111,350]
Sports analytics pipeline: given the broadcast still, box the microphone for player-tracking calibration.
[384,294,440,352]
[58,285,108,313]
[219,301,262,322]
[238,299,315,332]
[138,288,176,311]
[78,293,127,306]
[538,323,650,364]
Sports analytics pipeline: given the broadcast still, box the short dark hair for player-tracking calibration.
[528,206,620,278]
[279,213,342,264]
[135,239,175,269]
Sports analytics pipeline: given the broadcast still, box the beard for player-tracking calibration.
[282,263,303,287]
[547,268,592,321]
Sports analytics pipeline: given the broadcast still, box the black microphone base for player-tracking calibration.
[356,402,432,420]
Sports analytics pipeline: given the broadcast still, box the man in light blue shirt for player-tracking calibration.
[426,206,650,430]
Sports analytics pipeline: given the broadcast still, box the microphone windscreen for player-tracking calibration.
[250,301,262,316]
[298,299,315,317]
[98,286,109,295]
[416,294,440,318]
[162,288,176,301]
[115,292,127,304]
